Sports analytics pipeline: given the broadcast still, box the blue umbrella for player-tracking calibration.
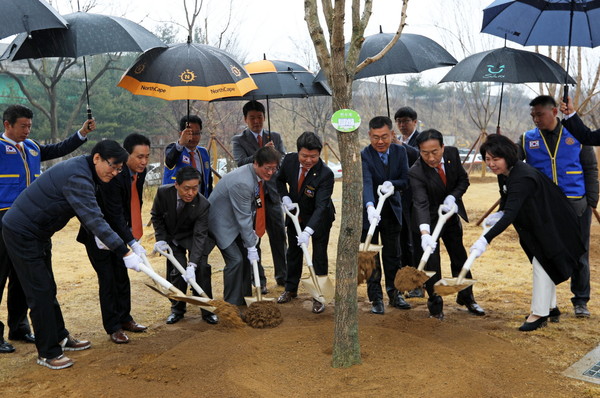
[481,0,600,100]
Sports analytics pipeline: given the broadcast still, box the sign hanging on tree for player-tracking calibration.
[331,109,361,132]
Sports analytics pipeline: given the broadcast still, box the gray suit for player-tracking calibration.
[231,129,287,284]
[208,164,260,305]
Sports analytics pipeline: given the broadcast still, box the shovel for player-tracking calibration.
[244,258,275,306]
[358,184,394,283]
[394,204,458,292]
[433,224,491,296]
[154,246,209,298]
[283,203,334,304]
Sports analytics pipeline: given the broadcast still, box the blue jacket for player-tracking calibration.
[522,127,585,199]
[163,143,212,197]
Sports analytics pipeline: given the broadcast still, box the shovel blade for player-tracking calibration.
[433,278,477,296]
[301,275,335,303]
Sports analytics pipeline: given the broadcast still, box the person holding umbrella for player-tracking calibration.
[474,134,585,331]
[516,95,598,319]
[0,105,94,354]
[560,97,600,145]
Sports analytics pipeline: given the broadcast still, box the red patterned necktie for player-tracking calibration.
[257,134,263,147]
[255,181,266,237]
[298,166,308,192]
[190,150,197,169]
[436,163,447,186]
[131,174,143,239]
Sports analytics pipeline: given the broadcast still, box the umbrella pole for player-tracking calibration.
[82,56,92,120]
[563,1,575,104]
[496,82,504,135]
[266,97,271,132]
[187,99,190,125]
[384,75,390,118]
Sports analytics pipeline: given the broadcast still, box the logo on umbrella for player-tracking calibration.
[134,64,146,74]
[180,69,196,83]
[483,64,505,79]
[230,65,241,77]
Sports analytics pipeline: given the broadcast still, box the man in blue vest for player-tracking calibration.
[163,115,212,198]
[517,95,598,319]
[0,104,94,354]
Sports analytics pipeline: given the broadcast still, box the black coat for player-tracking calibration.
[562,113,600,146]
[484,161,585,285]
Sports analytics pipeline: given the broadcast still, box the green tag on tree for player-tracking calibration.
[331,109,361,132]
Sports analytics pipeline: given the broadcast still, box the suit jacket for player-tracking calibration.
[409,146,469,228]
[231,129,285,167]
[562,113,600,146]
[151,184,210,265]
[276,153,335,232]
[361,143,409,226]
[406,130,420,148]
[208,163,259,249]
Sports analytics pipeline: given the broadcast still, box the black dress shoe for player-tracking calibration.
[429,312,445,321]
[261,286,269,295]
[277,291,297,304]
[574,304,590,318]
[456,297,486,316]
[312,299,325,314]
[549,307,561,323]
[519,316,548,332]
[405,287,425,298]
[0,340,15,353]
[166,313,184,324]
[371,300,385,315]
[202,314,219,324]
[9,332,35,344]
[427,294,444,317]
[390,293,411,310]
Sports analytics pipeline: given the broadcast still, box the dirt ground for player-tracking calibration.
[1,177,600,398]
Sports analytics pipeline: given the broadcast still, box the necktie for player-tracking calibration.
[190,150,197,169]
[131,174,143,240]
[380,153,388,165]
[17,144,25,160]
[298,166,309,192]
[436,163,447,186]
[255,181,266,237]
[257,134,263,147]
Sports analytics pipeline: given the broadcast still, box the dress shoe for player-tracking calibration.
[110,330,129,344]
[456,297,486,316]
[427,294,444,318]
[390,292,411,310]
[519,316,548,332]
[429,312,445,321]
[574,304,590,318]
[549,307,561,323]
[277,290,297,304]
[9,332,35,344]
[371,300,385,315]
[60,335,91,351]
[405,287,425,298]
[202,314,219,324]
[37,354,73,370]
[261,286,269,295]
[121,320,148,333]
[275,278,286,287]
[0,340,15,353]
[312,299,325,314]
[166,313,184,324]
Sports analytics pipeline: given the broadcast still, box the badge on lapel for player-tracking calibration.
[304,185,315,198]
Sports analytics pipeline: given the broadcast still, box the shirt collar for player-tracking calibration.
[2,133,20,146]
[250,129,263,139]
[402,129,417,144]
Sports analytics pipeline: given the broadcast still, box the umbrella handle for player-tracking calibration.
[562,85,569,107]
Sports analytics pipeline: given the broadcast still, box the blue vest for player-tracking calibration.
[0,138,42,210]
[162,146,211,197]
[522,126,585,199]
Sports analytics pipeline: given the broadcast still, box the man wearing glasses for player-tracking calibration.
[208,146,281,305]
[395,106,420,147]
[163,115,212,198]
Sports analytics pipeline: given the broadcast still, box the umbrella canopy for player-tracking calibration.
[118,42,257,103]
[481,0,600,47]
[440,47,576,84]
[1,11,166,61]
[0,0,68,40]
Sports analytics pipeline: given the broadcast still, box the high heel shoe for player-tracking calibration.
[519,316,548,332]
[549,307,560,323]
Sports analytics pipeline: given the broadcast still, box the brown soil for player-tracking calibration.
[394,265,430,292]
[1,177,600,397]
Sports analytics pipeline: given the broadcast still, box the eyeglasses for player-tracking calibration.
[262,165,279,173]
[104,159,123,173]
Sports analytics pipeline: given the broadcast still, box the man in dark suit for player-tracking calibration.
[361,116,410,315]
[275,132,335,313]
[395,106,420,147]
[231,100,287,289]
[151,167,216,325]
[560,96,600,145]
[77,133,150,344]
[409,129,485,320]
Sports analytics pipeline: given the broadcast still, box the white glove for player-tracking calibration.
[380,181,394,194]
[441,195,456,212]
[247,246,260,262]
[484,211,504,228]
[367,206,380,226]
[154,240,170,253]
[130,241,146,256]
[123,252,143,272]
[420,234,437,252]
[470,236,488,258]
[281,196,294,211]
[94,236,109,250]
[183,262,197,283]
[297,231,311,248]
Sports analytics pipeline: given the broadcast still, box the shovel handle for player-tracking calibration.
[155,247,209,298]
[364,184,395,251]
[251,259,262,301]
[416,205,458,271]
[139,262,185,296]
[457,224,492,284]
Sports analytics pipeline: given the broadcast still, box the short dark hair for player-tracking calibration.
[369,116,393,130]
[179,115,203,131]
[91,140,128,164]
[243,100,265,117]
[175,166,201,185]
[394,106,417,121]
[479,134,519,168]
[529,95,556,108]
[296,131,323,152]
[123,133,151,154]
[3,105,33,125]
[254,146,281,166]
[415,129,444,148]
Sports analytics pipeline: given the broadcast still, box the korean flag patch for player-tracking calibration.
[182,155,191,164]
[528,140,540,149]
[5,146,17,154]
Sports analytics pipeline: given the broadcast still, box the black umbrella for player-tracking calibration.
[0,0,68,40]
[315,30,457,117]
[440,46,575,132]
[213,58,332,130]
[1,12,166,119]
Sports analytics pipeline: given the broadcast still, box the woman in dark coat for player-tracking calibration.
[470,134,585,331]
